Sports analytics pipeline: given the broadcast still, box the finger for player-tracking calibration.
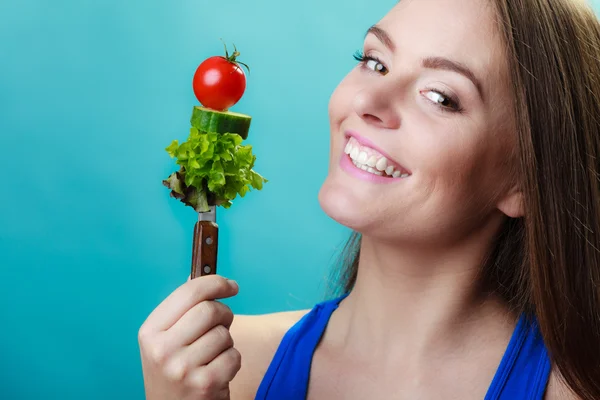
[165,301,234,348]
[185,347,242,389]
[163,325,234,381]
[143,275,238,332]
[185,325,234,366]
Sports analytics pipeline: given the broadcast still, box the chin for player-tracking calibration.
[318,173,374,232]
[318,171,417,242]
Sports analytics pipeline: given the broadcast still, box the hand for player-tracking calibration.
[138,275,241,400]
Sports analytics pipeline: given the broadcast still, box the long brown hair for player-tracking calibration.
[330,1,600,398]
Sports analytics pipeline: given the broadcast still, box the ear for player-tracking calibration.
[496,184,524,218]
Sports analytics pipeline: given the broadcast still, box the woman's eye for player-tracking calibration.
[365,59,388,75]
[423,90,461,112]
[353,50,389,75]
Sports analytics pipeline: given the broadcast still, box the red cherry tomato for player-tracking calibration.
[192,44,249,111]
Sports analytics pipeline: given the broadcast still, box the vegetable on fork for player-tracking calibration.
[192,39,250,112]
[163,41,267,278]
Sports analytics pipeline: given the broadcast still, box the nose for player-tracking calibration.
[352,82,401,130]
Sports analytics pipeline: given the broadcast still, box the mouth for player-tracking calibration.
[342,131,412,179]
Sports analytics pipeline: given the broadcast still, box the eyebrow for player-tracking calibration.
[365,25,484,100]
[365,25,396,51]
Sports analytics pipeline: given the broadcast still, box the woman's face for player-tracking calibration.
[318,0,520,245]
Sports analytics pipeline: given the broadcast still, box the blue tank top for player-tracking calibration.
[255,294,552,399]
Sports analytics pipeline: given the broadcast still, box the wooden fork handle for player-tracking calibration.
[191,221,219,279]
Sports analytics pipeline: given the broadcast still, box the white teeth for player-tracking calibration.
[357,151,368,164]
[375,157,388,172]
[367,167,383,176]
[346,140,410,179]
[353,160,382,175]
[344,142,352,155]
[367,155,377,167]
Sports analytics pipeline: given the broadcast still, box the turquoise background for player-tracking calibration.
[1,0,599,399]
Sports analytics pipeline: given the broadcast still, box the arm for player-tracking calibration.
[229,311,310,399]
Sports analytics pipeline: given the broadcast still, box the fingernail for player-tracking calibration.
[228,280,239,290]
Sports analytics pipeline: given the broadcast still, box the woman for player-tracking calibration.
[138,0,600,398]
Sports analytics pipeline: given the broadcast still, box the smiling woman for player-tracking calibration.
[138,0,600,399]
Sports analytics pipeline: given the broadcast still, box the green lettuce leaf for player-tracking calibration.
[163,128,267,212]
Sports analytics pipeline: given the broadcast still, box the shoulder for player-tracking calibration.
[544,369,581,400]
[229,309,310,399]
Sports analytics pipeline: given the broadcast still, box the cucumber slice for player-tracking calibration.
[190,106,252,140]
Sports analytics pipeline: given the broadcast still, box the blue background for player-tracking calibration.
[1,0,598,399]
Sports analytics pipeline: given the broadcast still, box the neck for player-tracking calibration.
[329,213,515,365]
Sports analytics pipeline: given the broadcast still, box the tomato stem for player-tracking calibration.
[219,38,250,73]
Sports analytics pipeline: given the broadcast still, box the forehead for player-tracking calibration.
[375,0,507,96]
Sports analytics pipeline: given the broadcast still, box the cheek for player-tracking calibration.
[328,71,358,127]
[327,74,357,162]
[412,124,489,210]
